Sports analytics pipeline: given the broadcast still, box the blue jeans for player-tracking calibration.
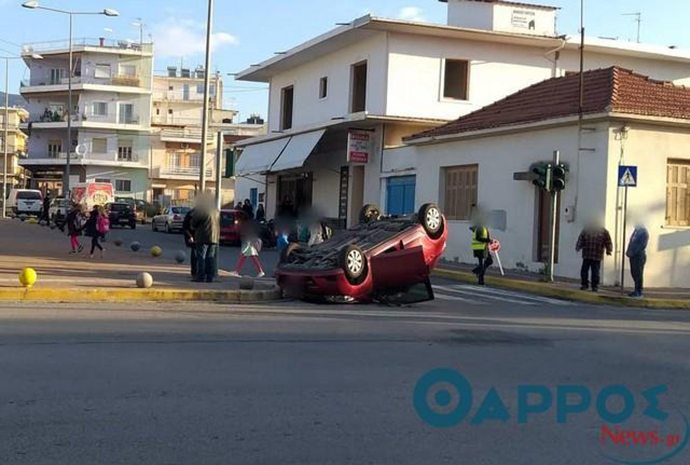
[195,244,218,282]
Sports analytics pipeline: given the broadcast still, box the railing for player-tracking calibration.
[21,74,143,89]
[31,151,143,163]
[22,38,153,54]
[154,91,206,102]
[29,109,141,126]
[154,166,213,178]
[158,126,216,141]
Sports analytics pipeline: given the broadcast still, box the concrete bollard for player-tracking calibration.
[19,267,37,287]
[239,276,255,291]
[136,272,153,288]
[114,238,123,247]
[130,241,141,252]
[150,245,162,257]
[174,250,186,264]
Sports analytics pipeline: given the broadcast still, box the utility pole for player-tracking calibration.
[549,150,560,283]
[2,58,8,219]
[198,0,214,193]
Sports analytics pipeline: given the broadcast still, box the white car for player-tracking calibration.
[152,206,191,233]
[7,189,43,216]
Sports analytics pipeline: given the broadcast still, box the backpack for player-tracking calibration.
[97,215,110,234]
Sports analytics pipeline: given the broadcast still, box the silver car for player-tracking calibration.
[152,206,191,233]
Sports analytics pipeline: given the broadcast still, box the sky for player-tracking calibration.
[1,0,690,120]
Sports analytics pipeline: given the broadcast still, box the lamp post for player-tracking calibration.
[22,1,118,197]
[2,53,42,219]
[199,0,214,193]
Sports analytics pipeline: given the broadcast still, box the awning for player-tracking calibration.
[269,129,326,173]
[235,137,290,176]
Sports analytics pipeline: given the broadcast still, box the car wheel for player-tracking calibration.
[280,242,302,264]
[418,203,444,239]
[339,245,368,285]
[359,204,381,224]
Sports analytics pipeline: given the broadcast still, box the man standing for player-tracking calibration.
[191,195,220,283]
[182,208,197,278]
[626,224,649,298]
[576,223,613,292]
[42,192,51,223]
[470,223,492,286]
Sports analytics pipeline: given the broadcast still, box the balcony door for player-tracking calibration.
[118,103,134,124]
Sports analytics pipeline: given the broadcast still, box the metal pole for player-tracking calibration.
[621,186,629,292]
[214,131,223,210]
[549,150,560,283]
[198,0,214,193]
[65,13,73,197]
[2,57,9,219]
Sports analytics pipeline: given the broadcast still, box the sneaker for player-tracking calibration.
[227,271,240,278]
[89,254,94,259]
[69,250,76,254]
[257,271,265,278]
[580,285,588,291]
[591,288,599,293]
[78,244,84,253]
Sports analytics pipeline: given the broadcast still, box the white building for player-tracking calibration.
[20,38,154,200]
[233,0,690,228]
[406,67,690,289]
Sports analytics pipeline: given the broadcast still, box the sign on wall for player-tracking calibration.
[511,9,537,30]
[347,129,373,164]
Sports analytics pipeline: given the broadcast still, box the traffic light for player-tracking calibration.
[532,163,552,192]
[551,164,567,192]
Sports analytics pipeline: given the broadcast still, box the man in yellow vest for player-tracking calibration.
[470,223,493,285]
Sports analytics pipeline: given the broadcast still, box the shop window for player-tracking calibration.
[667,160,690,226]
[443,59,470,101]
[442,164,478,220]
[350,61,367,113]
[281,85,294,130]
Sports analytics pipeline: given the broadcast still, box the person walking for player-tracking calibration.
[66,204,84,254]
[470,223,493,285]
[255,203,266,222]
[626,224,649,298]
[84,205,105,259]
[231,220,265,278]
[191,195,220,283]
[576,222,613,292]
[42,193,51,223]
[242,199,255,220]
[97,205,110,243]
[182,208,197,278]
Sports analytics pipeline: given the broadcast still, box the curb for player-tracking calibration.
[433,268,690,310]
[0,287,282,303]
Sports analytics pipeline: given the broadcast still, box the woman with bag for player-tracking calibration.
[84,205,106,259]
[231,220,265,278]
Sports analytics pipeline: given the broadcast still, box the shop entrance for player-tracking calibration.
[277,173,313,217]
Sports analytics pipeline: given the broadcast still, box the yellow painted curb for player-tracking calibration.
[433,268,690,310]
[0,287,282,303]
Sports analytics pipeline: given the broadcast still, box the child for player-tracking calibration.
[97,206,110,243]
[232,221,265,278]
[66,204,84,254]
[84,206,105,259]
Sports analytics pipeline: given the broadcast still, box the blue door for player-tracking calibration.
[386,176,416,215]
[249,188,258,208]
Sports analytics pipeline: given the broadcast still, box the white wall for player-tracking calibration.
[413,123,612,282]
[267,32,388,132]
[447,0,556,36]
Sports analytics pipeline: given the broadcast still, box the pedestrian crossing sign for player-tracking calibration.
[618,165,638,187]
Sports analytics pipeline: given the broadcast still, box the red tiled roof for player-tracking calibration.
[406,67,690,142]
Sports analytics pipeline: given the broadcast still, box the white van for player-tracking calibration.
[7,189,43,216]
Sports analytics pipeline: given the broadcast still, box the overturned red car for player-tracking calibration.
[276,203,447,303]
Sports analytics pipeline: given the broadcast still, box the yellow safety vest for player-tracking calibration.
[471,226,489,251]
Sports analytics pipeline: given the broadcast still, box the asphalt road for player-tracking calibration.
[1,293,689,465]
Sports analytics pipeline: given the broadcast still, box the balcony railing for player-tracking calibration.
[29,109,141,126]
[33,151,144,163]
[154,91,207,102]
[154,166,213,178]
[21,74,143,89]
[22,38,153,54]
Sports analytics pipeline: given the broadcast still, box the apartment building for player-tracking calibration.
[149,66,266,206]
[234,0,690,228]
[0,107,30,191]
[20,38,154,199]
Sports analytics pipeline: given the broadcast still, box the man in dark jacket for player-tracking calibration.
[42,193,51,222]
[191,195,220,283]
[626,224,649,298]
[576,222,613,292]
[182,208,197,278]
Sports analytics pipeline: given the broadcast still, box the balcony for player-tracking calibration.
[154,90,206,103]
[27,109,144,130]
[153,165,213,180]
[21,74,146,93]
[20,151,146,167]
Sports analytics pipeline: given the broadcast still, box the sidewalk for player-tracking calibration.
[435,260,690,309]
[0,219,280,303]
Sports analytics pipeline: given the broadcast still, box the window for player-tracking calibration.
[189,153,200,168]
[118,103,135,124]
[92,102,108,117]
[115,179,132,192]
[168,85,174,91]
[95,64,111,79]
[443,59,470,101]
[117,140,133,162]
[48,139,62,158]
[168,109,173,115]
[92,138,107,153]
[443,164,478,221]
[351,61,367,113]
[95,178,110,184]
[667,160,690,226]
[196,84,204,94]
[319,76,328,99]
[49,69,67,85]
[280,85,294,131]
[119,64,136,76]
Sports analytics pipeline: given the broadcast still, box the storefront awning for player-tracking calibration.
[235,137,291,176]
[269,129,326,173]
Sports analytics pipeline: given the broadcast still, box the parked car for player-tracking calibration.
[276,203,447,303]
[116,197,153,222]
[106,202,137,229]
[220,209,243,245]
[7,189,43,216]
[152,206,191,233]
[49,197,68,227]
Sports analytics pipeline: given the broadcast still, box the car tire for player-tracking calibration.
[280,242,302,264]
[359,204,381,224]
[418,203,444,239]
[339,245,368,285]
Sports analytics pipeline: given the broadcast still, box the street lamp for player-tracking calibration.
[1,53,42,219]
[22,1,119,198]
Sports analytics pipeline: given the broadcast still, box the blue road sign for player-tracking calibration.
[618,165,638,187]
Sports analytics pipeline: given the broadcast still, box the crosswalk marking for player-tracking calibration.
[433,284,571,306]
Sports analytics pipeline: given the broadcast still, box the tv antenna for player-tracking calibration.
[622,12,642,43]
